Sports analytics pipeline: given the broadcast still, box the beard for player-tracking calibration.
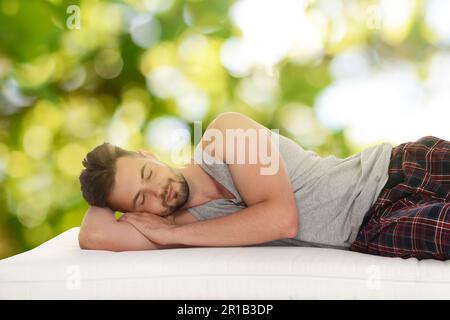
[163,167,190,214]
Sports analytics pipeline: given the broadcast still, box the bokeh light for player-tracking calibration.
[130,13,161,48]
[1,0,449,260]
[94,49,124,79]
[145,116,190,155]
[56,143,88,177]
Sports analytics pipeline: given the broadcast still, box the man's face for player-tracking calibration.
[107,153,189,216]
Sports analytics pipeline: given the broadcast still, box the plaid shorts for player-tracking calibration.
[350,135,450,260]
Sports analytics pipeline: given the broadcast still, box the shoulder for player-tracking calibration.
[209,112,265,132]
[212,111,250,127]
[214,111,246,122]
[206,112,249,129]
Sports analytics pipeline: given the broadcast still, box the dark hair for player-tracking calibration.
[79,142,136,210]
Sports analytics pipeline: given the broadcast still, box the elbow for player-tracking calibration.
[269,200,299,239]
[78,229,106,251]
[78,229,94,250]
[284,208,299,238]
[78,229,125,252]
[284,225,298,239]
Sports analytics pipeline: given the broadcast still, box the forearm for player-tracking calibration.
[171,201,297,247]
[79,222,163,251]
[79,206,168,251]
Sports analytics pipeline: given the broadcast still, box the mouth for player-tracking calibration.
[165,183,173,202]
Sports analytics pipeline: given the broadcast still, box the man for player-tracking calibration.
[78,112,450,260]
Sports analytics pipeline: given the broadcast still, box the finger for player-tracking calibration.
[127,214,143,222]
[123,217,140,229]
[126,216,139,222]
[122,215,139,224]
[120,216,132,224]
[129,220,150,238]
[124,213,139,220]
[132,212,147,218]
[125,210,142,214]
[124,211,136,216]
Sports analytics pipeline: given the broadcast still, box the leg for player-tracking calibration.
[405,136,450,200]
[366,136,450,219]
[351,135,450,260]
[351,199,450,260]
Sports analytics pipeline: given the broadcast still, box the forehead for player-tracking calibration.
[108,155,144,211]
[115,155,144,179]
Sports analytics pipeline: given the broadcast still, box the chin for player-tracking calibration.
[162,211,173,217]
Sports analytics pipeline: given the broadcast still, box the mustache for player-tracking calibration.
[162,172,189,211]
[163,175,182,203]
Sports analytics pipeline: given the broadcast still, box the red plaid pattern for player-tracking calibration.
[350,136,450,260]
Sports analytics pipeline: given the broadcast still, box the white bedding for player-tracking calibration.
[0,227,449,299]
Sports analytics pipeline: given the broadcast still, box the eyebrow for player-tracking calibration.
[132,163,146,210]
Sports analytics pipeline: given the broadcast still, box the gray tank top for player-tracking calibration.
[187,132,393,250]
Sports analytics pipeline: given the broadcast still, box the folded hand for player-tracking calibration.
[120,212,178,246]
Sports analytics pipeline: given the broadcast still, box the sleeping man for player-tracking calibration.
[78,112,450,260]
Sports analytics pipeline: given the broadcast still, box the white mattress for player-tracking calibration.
[0,227,449,299]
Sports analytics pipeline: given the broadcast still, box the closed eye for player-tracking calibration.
[140,170,152,206]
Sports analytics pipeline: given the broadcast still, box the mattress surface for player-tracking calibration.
[0,227,449,299]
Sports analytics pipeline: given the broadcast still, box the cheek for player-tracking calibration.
[144,198,164,212]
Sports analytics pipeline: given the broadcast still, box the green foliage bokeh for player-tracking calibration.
[0,0,438,258]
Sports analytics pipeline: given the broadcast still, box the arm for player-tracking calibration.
[175,112,298,246]
[171,200,296,247]
[126,112,299,247]
[78,206,191,251]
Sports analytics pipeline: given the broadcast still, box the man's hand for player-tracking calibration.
[78,206,167,251]
[120,212,178,246]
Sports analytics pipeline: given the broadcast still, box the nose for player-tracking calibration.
[141,181,165,200]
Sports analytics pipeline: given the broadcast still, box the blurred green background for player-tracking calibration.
[1,0,449,259]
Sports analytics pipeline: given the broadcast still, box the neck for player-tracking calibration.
[178,162,232,209]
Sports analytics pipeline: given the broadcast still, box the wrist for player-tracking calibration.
[166,214,175,224]
[167,224,183,245]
